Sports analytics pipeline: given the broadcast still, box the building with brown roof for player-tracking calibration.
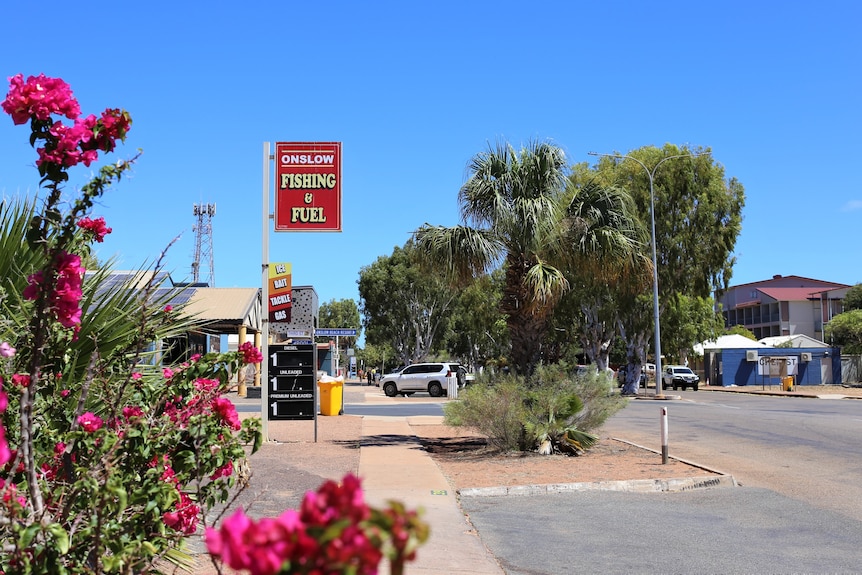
[719,275,851,341]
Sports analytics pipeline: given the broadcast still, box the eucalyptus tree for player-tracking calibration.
[826,310,862,354]
[843,283,862,311]
[590,144,745,384]
[357,242,455,367]
[661,294,724,365]
[415,140,642,375]
[443,269,508,371]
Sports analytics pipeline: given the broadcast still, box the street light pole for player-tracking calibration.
[588,151,705,397]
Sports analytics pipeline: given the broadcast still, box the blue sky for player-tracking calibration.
[2,1,860,314]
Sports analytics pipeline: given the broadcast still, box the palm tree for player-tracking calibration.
[415,141,643,375]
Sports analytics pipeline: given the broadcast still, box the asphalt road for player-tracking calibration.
[344,402,445,417]
[461,392,862,574]
[461,486,862,574]
[602,392,862,522]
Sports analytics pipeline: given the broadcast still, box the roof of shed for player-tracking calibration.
[182,287,261,333]
[693,334,770,355]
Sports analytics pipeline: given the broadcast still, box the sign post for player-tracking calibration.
[263,141,342,442]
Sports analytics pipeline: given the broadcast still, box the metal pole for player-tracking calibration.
[647,168,663,397]
[588,151,706,397]
[261,142,271,441]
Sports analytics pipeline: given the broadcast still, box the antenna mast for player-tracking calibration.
[192,203,216,286]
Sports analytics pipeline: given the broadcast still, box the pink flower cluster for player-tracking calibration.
[162,377,241,431]
[10,374,30,388]
[76,216,112,242]
[0,379,9,466]
[212,397,242,431]
[1,73,80,125]
[155,458,200,535]
[23,250,85,329]
[77,412,103,433]
[2,73,131,170]
[0,342,14,465]
[163,489,200,535]
[39,441,71,481]
[238,342,263,365]
[36,109,131,168]
[0,479,27,516]
[206,474,382,575]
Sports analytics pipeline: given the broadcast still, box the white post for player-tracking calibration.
[660,406,669,464]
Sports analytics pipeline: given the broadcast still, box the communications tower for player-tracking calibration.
[191,203,216,286]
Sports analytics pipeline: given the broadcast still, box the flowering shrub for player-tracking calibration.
[1,73,428,575]
[0,73,263,574]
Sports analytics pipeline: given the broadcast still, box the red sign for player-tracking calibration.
[274,142,342,232]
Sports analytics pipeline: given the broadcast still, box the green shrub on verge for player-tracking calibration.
[443,374,527,452]
[443,363,626,455]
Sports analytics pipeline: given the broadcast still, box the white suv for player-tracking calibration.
[381,362,461,397]
[662,365,700,391]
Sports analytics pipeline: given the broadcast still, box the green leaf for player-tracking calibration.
[46,523,70,554]
[19,524,41,548]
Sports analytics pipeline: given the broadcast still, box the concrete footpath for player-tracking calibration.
[359,416,504,574]
[198,382,504,574]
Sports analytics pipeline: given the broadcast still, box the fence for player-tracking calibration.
[841,355,862,384]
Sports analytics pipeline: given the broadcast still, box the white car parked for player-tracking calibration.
[380,362,463,397]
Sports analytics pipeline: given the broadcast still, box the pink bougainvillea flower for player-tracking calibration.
[205,476,393,575]
[163,489,200,535]
[206,509,256,571]
[76,216,112,242]
[210,461,234,480]
[77,412,103,433]
[238,341,263,365]
[163,305,173,313]
[10,374,31,388]
[131,372,142,380]
[0,342,15,357]
[22,270,42,301]
[162,367,174,379]
[52,251,85,328]
[23,250,85,329]
[0,385,8,466]
[122,406,144,421]
[0,437,10,468]
[211,397,241,431]
[85,108,131,153]
[2,73,81,125]
[194,377,219,393]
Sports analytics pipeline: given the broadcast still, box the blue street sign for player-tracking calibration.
[316,328,357,336]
